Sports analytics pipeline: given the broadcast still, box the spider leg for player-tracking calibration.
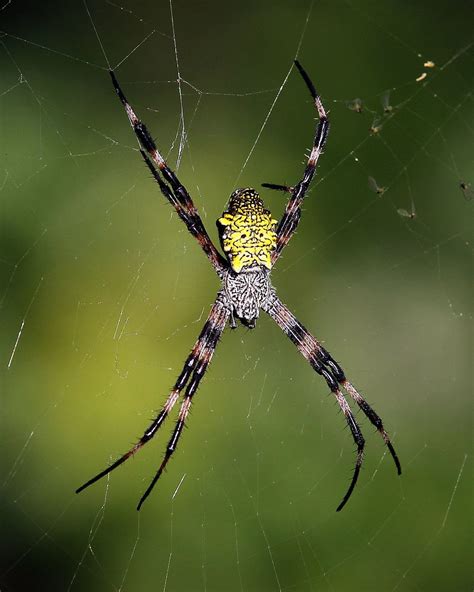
[340,379,401,475]
[76,295,229,498]
[140,150,225,272]
[109,70,226,275]
[310,345,401,475]
[137,304,228,510]
[262,60,330,265]
[261,183,293,193]
[263,296,400,511]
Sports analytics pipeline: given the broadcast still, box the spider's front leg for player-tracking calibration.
[264,296,401,511]
[109,70,227,276]
[262,60,330,265]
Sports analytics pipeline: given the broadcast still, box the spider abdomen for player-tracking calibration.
[217,188,277,273]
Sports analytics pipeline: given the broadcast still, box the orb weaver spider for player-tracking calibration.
[76,61,401,511]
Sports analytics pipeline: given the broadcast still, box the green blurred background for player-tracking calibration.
[1,1,472,591]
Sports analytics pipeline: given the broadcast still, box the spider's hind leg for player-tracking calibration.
[316,345,401,476]
[137,301,229,509]
[264,295,401,510]
[76,295,229,502]
[340,379,401,475]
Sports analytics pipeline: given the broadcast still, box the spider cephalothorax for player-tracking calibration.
[222,266,275,329]
[77,61,401,512]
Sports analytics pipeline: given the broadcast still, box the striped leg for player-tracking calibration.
[137,307,227,509]
[76,296,229,504]
[262,60,330,265]
[264,296,401,511]
[110,71,226,275]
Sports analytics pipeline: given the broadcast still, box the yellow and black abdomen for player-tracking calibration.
[217,188,277,273]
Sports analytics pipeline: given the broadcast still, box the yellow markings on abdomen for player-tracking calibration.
[217,188,277,273]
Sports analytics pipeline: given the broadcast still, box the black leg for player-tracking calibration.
[262,60,330,265]
[263,295,400,511]
[110,70,227,275]
[76,296,229,499]
[136,313,225,509]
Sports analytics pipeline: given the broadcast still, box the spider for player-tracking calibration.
[76,60,401,511]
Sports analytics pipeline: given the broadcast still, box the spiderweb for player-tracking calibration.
[1,1,472,591]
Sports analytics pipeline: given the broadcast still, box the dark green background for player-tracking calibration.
[1,1,472,591]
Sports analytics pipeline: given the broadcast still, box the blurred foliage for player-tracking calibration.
[1,1,472,591]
